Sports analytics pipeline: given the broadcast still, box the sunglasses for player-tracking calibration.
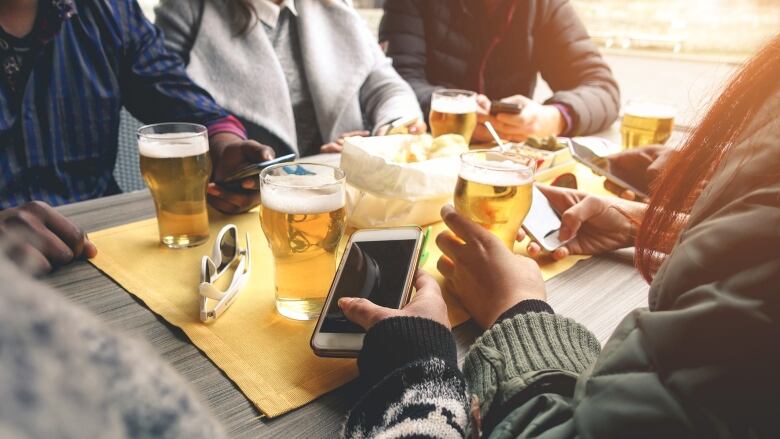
[199,225,251,323]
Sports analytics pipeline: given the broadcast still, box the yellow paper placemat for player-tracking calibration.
[88,164,609,418]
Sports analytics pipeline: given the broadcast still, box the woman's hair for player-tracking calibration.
[636,34,780,281]
[227,0,259,36]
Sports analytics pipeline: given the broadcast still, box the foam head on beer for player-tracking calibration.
[138,132,209,159]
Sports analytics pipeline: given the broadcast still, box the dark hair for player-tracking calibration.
[636,34,780,281]
[227,0,259,36]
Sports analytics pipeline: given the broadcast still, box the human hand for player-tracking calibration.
[375,117,428,137]
[338,270,451,330]
[321,130,371,153]
[0,201,98,275]
[436,205,546,329]
[208,133,275,214]
[517,185,645,261]
[605,144,674,200]
[472,95,499,143]
[489,95,564,142]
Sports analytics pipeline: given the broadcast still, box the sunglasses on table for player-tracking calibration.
[199,225,251,323]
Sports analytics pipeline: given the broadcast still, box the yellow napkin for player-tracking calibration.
[88,164,609,418]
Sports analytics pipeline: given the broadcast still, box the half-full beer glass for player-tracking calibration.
[455,150,535,249]
[620,100,676,148]
[139,123,211,248]
[260,163,347,320]
[430,89,478,144]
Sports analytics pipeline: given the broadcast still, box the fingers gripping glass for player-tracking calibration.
[199,225,251,322]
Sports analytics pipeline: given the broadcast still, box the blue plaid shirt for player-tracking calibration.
[0,0,230,208]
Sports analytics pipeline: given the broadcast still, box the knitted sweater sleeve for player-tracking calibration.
[342,317,469,438]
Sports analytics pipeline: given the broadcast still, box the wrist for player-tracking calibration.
[544,105,566,136]
[358,316,456,388]
[496,299,554,324]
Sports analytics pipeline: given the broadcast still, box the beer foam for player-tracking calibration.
[460,161,533,186]
[138,133,209,158]
[262,175,345,214]
[431,97,477,114]
[624,102,676,119]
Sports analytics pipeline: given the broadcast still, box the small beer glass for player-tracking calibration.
[138,123,211,248]
[430,89,479,144]
[454,150,536,249]
[259,163,347,321]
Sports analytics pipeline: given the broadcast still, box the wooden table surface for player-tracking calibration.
[45,189,650,438]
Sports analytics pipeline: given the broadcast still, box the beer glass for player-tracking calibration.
[430,89,478,144]
[139,123,211,248]
[620,100,676,148]
[455,150,535,249]
[259,163,347,321]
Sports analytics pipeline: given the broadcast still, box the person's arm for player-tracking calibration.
[449,180,780,436]
[379,0,442,115]
[359,31,424,135]
[154,0,198,62]
[341,273,470,437]
[117,0,275,214]
[533,0,620,135]
[116,0,229,130]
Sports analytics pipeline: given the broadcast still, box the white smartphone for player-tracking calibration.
[569,139,649,200]
[522,185,566,252]
[311,226,424,358]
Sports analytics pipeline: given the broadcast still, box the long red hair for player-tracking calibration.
[636,35,780,281]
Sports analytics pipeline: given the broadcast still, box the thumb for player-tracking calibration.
[558,197,602,241]
[338,297,388,330]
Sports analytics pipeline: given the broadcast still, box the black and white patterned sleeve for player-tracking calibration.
[343,317,469,438]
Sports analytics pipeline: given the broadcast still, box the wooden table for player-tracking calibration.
[45,190,649,438]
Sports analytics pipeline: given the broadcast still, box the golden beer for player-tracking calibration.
[430,89,478,144]
[454,151,535,249]
[260,164,347,320]
[139,125,211,248]
[620,101,676,148]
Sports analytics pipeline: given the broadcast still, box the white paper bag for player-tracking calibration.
[340,135,460,228]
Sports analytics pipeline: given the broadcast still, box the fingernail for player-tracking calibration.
[207,185,222,197]
[441,204,455,215]
[338,297,353,308]
[241,179,255,189]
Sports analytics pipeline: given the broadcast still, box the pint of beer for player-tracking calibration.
[260,164,347,321]
[620,100,676,148]
[454,150,535,249]
[139,123,211,248]
[430,89,478,144]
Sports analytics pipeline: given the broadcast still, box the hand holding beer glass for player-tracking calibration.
[454,150,535,249]
[139,123,211,248]
[620,100,676,148]
[430,89,478,144]
[260,164,347,320]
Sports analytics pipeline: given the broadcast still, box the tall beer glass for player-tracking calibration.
[139,123,211,248]
[455,150,535,249]
[620,100,676,148]
[430,89,478,144]
[260,163,347,320]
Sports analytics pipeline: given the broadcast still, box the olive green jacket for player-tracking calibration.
[464,91,780,437]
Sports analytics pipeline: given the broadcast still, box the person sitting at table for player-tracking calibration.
[379,0,620,142]
[0,245,225,437]
[154,0,425,157]
[0,0,276,274]
[337,34,780,437]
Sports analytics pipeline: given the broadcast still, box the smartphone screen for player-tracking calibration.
[523,186,563,250]
[320,239,418,334]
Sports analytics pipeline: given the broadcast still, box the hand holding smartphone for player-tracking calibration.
[311,227,424,357]
[217,154,296,189]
